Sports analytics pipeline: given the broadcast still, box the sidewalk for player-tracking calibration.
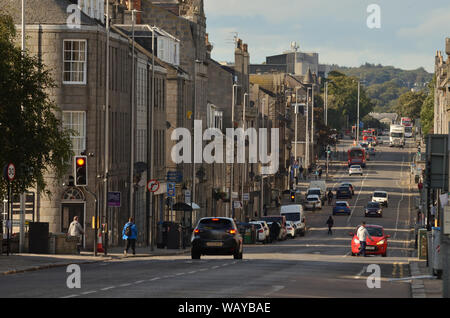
[409,260,443,298]
[0,246,190,276]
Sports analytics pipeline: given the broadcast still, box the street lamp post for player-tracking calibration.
[357,80,360,144]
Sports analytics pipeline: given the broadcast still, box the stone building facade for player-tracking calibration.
[435,38,450,135]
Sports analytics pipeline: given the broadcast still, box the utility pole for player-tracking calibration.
[325,81,328,126]
[103,0,110,256]
[149,26,155,251]
[242,93,248,220]
[129,10,136,220]
[229,84,237,218]
[305,87,311,169]
[311,85,315,163]
[357,80,360,144]
[19,0,26,254]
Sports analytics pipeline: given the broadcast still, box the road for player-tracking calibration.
[0,138,419,298]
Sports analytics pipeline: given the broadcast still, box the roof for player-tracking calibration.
[1,0,98,25]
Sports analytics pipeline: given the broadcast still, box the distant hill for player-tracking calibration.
[330,63,433,112]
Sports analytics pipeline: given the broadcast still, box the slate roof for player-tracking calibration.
[0,0,98,25]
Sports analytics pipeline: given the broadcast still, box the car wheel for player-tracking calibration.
[191,250,201,260]
[351,252,356,256]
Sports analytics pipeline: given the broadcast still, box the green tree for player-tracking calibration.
[0,12,73,197]
[420,77,435,136]
[325,71,374,131]
[395,90,427,120]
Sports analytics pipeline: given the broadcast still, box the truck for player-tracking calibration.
[389,124,405,148]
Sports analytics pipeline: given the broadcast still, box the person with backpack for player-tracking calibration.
[123,217,138,256]
[326,216,334,235]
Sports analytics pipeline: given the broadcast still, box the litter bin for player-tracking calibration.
[167,222,181,249]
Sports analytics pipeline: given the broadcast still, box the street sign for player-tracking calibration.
[184,190,191,204]
[243,193,250,201]
[3,163,15,182]
[147,179,160,193]
[233,201,242,209]
[107,192,121,207]
[167,171,183,183]
[167,183,176,197]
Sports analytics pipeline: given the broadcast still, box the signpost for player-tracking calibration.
[3,163,15,256]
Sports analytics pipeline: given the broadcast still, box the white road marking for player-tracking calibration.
[81,290,97,295]
[60,294,79,298]
[100,286,116,291]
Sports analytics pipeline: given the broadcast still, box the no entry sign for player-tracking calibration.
[147,179,160,193]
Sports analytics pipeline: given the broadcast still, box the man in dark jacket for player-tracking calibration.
[326,216,334,235]
[123,217,138,256]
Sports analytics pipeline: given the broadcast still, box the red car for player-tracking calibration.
[349,225,390,257]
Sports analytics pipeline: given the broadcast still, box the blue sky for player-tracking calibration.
[204,0,450,72]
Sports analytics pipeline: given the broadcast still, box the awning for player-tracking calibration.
[172,202,201,211]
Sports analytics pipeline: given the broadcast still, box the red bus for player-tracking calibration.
[348,147,366,168]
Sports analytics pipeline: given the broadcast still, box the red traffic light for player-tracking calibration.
[76,157,86,167]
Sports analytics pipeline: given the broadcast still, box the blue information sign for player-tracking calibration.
[167,183,176,197]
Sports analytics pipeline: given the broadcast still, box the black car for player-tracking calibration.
[365,202,383,217]
[191,217,243,260]
[336,186,353,199]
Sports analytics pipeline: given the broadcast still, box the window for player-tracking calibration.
[63,111,86,156]
[63,40,87,84]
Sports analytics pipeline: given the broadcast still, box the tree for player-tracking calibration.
[420,77,435,136]
[325,72,374,131]
[395,90,427,120]
[0,12,73,197]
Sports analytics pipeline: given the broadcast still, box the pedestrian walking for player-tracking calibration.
[299,165,304,181]
[326,216,334,235]
[318,167,323,179]
[67,216,84,254]
[356,222,373,257]
[123,217,138,256]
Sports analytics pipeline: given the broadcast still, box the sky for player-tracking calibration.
[204,0,450,73]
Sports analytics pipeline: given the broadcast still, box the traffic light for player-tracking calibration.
[74,156,88,186]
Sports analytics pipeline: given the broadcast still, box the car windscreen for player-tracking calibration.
[367,227,383,237]
[308,190,321,195]
[338,187,350,191]
[391,133,404,138]
[282,213,301,221]
[374,192,387,198]
[307,197,318,201]
[198,219,233,230]
[367,202,380,209]
[336,203,347,207]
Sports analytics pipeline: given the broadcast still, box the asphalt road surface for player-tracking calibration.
[0,138,418,298]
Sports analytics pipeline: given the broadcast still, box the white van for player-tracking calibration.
[280,205,306,236]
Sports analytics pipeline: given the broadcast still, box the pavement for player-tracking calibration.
[0,246,190,276]
[409,260,443,298]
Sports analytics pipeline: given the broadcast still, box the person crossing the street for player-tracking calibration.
[326,216,334,235]
[357,222,373,257]
[123,217,138,256]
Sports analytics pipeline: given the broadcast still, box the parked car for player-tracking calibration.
[336,186,353,199]
[304,194,322,210]
[191,217,243,260]
[253,220,270,243]
[349,165,363,176]
[249,221,268,243]
[280,204,306,237]
[285,221,296,238]
[372,191,389,207]
[333,201,351,215]
[349,224,390,257]
[365,202,383,217]
[261,215,287,241]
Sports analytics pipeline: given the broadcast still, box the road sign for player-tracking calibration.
[147,179,160,193]
[233,201,242,209]
[243,193,250,201]
[107,192,121,208]
[167,171,183,183]
[167,183,176,197]
[3,163,15,182]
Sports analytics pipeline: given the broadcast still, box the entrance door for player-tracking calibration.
[61,203,85,246]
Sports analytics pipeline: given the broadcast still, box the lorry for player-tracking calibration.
[390,124,405,148]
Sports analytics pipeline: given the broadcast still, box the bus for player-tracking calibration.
[348,147,366,168]
[401,117,412,127]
